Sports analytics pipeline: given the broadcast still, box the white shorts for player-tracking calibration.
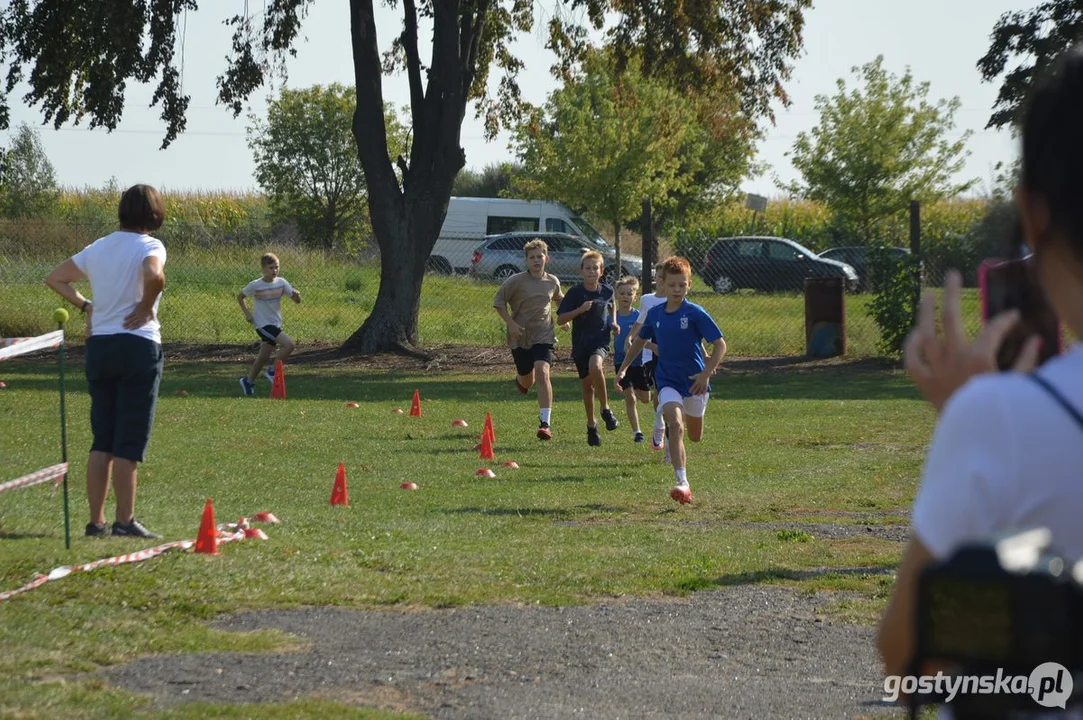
[657,387,709,418]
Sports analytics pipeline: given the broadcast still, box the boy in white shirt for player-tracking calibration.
[237,253,301,396]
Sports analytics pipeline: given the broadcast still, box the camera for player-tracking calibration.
[909,528,1083,718]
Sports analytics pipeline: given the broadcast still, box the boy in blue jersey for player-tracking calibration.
[616,257,727,504]
[557,251,621,446]
[612,276,653,443]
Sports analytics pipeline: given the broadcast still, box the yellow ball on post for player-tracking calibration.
[53,308,70,325]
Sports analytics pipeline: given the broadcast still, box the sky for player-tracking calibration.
[3,0,1028,197]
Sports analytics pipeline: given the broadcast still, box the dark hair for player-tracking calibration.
[118,184,165,232]
[1021,44,1083,257]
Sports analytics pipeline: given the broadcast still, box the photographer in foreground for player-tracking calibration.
[876,43,1083,709]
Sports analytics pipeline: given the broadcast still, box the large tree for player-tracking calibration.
[248,84,407,251]
[787,56,974,245]
[514,51,699,276]
[0,0,810,355]
[978,0,1083,131]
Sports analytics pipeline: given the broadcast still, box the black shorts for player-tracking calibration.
[573,346,609,379]
[511,344,554,376]
[642,359,658,388]
[256,325,283,345]
[618,364,650,392]
[85,334,164,463]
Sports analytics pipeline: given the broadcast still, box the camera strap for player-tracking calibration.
[1029,374,1083,430]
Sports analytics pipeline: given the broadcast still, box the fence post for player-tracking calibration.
[910,199,921,326]
[641,198,654,293]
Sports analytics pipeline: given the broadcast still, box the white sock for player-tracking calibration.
[540,408,551,424]
[674,467,688,487]
[654,405,665,429]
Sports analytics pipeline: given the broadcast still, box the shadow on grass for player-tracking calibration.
[714,565,897,587]
[446,503,624,518]
[2,356,920,402]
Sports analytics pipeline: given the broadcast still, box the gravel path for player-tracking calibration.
[104,585,901,719]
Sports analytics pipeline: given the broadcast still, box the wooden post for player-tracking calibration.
[641,198,654,293]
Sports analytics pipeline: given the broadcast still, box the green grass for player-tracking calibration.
[0,356,930,717]
[0,246,987,356]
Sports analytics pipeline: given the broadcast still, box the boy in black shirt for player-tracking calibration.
[557,251,621,446]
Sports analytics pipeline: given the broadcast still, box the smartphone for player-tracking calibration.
[978,257,1062,370]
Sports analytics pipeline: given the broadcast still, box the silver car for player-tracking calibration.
[469,232,645,284]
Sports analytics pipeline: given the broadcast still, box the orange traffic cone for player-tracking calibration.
[483,412,496,444]
[409,389,422,417]
[270,360,286,399]
[479,427,495,460]
[330,462,349,506]
[194,498,219,555]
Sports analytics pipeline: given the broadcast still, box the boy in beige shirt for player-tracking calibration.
[493,238,565,439]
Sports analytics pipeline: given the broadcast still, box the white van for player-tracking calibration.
[428,197,609,274]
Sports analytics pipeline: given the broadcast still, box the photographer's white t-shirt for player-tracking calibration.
[914,343,1083,562]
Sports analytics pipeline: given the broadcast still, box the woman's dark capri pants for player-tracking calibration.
[85,334,164,463]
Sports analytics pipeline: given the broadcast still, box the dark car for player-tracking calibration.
[818,246,911,291]
[699,236,858,294]
[469,232,644,284]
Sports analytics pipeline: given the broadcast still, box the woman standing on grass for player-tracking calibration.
[45,184,168,540]
[877,44,1083,713]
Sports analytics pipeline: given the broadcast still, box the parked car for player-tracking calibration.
[469,232,644,284]
[699,236,858,294]
[818,246,911,291]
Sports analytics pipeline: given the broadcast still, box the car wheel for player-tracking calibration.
[712,274,735,294]
[494,265,519,282]
[426,257,452,275]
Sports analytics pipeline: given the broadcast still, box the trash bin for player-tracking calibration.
[805,277,846,358]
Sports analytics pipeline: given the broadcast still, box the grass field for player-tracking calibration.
[0,352,933,718]
[0,246,986,357]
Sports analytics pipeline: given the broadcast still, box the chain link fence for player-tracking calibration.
[0,220,998,359]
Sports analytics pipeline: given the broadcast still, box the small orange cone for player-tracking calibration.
[409,389,422,417]
[479,427,495,460]
[483,412,496,444]
[194,498,219,555]
[331,463,349,506]
[270,360,286,399]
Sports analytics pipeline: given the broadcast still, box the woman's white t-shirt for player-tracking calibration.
[914,343,1083,562]
[71,231,167,344]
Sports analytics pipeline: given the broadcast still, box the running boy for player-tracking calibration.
[238,253,301,396]
[629,262,668,452]
[616,257,726,504]
[557,251,621,447]
[612,276,652,443]
[493,238,564,440]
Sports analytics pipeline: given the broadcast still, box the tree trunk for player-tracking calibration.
[640,198,654,293]
[341,191,447,357]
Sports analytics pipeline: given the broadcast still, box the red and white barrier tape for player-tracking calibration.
[0,463,67,496]
[0,516,273,602]
[0,331,64,361]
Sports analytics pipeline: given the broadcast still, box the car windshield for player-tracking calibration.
[788,240,818,257]
[570,214,608,247]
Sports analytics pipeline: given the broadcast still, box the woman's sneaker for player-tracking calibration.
[85,522,108,537]
[111,518,163,539]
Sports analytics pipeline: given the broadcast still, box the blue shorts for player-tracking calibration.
[85,334,164,462]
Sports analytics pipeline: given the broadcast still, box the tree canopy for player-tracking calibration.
[787,56,973,245]
[978,0,1083,130]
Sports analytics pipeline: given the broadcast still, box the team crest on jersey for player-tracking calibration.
[680,316,689,330]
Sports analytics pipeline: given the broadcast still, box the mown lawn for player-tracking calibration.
[0,354,931,718]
